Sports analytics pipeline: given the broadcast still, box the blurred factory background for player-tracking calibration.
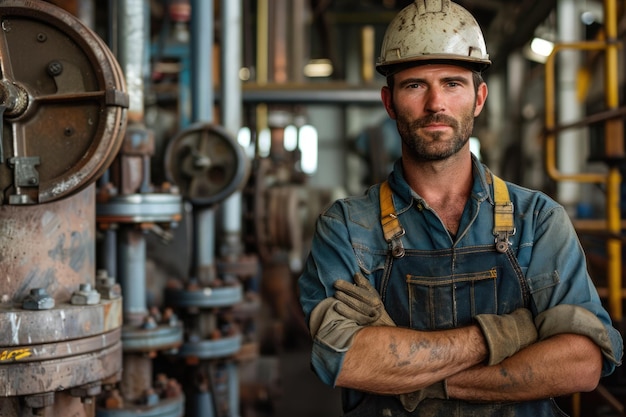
[0,0,625,416]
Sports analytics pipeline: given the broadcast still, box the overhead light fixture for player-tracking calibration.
[523,36,555,64]
[304,59,333,78]
[530,37,555,58]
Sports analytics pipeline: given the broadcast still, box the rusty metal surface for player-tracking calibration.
[0,0,128,204]
[0,185,96,302]
[0,391,94,417]
[0,298,122,347]
[0,341,122,397]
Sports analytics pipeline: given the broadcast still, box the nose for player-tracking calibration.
[424,87,445,113]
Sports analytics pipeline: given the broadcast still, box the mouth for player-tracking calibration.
[421,123,451,132]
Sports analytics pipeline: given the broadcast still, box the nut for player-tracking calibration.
[22,288,54,310]
[71,283,101,305]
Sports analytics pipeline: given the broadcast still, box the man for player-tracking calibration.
[298,1,623,416]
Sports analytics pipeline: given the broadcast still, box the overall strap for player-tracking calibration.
[379,173,515,255]
[379,181,405,258]
[491,173,515,253]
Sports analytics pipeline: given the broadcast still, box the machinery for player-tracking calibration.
[0,1,127,416]
[1,1,624,417]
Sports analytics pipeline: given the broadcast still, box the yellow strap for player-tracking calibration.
[492,174,514,233]
[380,173,513,254]
[380,181,405,257]
[380,181,403,241]
[492,173,515,252]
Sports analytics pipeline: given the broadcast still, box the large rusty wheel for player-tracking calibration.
[0,1,128,204]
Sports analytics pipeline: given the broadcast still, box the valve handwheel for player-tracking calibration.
[0,1,128,204]
[165,123,249,206]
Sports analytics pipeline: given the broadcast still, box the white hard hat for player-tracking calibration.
[376,0,491,75]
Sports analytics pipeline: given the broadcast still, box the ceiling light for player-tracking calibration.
[304,59,333,78]
[530,37,555,57]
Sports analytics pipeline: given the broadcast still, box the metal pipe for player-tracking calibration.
[256,0,269,152]
[194,207,216,283]
[556,0,584,209]
[117,0,146,121]
[603,0,623,322]
[191,0,214,123]
[117,228,148,324]
[221,0,244,250]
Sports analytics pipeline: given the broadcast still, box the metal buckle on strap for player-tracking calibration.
[380,181,406,258]
[390,227,406,258]
[492,173,515,253]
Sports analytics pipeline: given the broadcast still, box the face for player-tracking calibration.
[381,64,487,162]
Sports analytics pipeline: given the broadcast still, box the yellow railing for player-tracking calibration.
[543,1,623,416]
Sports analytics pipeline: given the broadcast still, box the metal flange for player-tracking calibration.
[164,284,243,309]
[177,334,242,360]
[96,193,183,225]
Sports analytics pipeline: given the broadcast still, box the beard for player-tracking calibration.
[395,105,476,162]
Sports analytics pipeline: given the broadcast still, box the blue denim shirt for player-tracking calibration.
[299,157,623,415]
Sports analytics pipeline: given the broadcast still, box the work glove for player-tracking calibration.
[308,297,363,350]
[334,273,447,411]
[308,273,394,351]
[333,272,395,326]
[398,382,448,412]
[474,308,538,366]
[535,304,618,365]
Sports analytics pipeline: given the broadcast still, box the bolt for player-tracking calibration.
[22,288,54,310]
[24,392,54,409]
[96,272,122,300]
[104,389,124,409]
[70,382,102,403]
[162,307,179,326]
[193,154,211,168]
[36,33,47,42]
[47,60,63,77]
[71,283,101,305]
[143,388,159,406]
[141,315,158,330]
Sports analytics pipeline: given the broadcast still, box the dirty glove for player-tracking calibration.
[308,273,394,351]
[335,273,446,411]
[535,304,618,365]
[308,297,364,350]
[475,308,538,366]
[333,272,395,327]
[398,381,448,412]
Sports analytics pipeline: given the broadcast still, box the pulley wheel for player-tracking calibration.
[165,122,249,206]
[0,1,128,204]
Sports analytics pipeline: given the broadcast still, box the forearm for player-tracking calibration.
[447,334,602,402]
[336,325,487,394]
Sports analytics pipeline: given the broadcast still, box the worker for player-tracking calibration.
[297,0,623,415]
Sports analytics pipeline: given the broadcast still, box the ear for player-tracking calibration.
[381,86,397,120]
[474,82,488,117]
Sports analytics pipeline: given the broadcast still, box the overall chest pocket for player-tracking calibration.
[407,268,499,330]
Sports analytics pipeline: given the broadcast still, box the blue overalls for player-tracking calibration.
[298,157,621,417]
[342,174,568,417]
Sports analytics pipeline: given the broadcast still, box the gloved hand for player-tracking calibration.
[398,381,448,412]
[474,308,538,366]
[333,272,395,326]
[334,273,446,411]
